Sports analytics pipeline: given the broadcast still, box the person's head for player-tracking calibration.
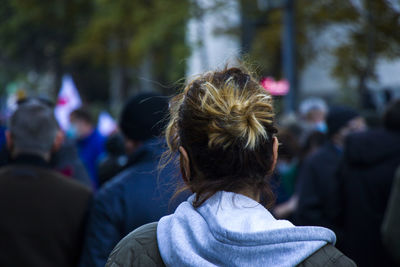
[164,67,278,208]
[301,130,326,159]
[383,99,400,132]
[326,106,366,147]
[119,92,168,154]
[299,97,327,129]
[69,108,94,139]
[6,99,63,160]
[276,128,300,163]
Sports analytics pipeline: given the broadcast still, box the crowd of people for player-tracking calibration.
[271,98,400,267]
[0,66,399,267]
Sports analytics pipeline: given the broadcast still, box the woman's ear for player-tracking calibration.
[271,137,279,172]
[179,146,191,184]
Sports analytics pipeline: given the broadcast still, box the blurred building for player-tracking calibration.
[186,0,240,77]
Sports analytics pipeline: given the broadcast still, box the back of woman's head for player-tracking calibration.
[165,67,277,207]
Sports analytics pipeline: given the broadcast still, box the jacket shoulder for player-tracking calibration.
[106,222,165,267]
[298,244,356,267]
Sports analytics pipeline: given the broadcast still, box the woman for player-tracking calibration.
[106,67,355,266]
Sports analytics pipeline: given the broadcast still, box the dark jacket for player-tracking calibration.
[52,139,92,188]
[98,134,127,186]
[106,222,356,267]
[382,166,400,264]
[295,142,342,228]
[333,129,400,267]
[79,139,184,267]
[0,154,92,267]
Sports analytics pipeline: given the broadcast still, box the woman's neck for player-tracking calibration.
[236,187,260,203]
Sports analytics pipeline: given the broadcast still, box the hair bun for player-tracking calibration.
[196,69,275,150]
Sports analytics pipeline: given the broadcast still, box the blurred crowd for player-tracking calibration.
[0,90,400,267]
[271,98,400,267]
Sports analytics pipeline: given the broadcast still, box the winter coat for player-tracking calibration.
[333,129,400,267]
[0,154,92,267]
[106,223,355,267]
[295,142,342,228]
[79,138,185,267]
[107,191,355,267]
[382,166,400,264]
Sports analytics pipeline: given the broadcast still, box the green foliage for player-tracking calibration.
[331,0,400,87]
[0,0,90,74]
[0,0,191,101]
[65,0,190,87]
[238,0,400,99]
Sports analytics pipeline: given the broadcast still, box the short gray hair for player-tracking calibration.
[9,100,59,155]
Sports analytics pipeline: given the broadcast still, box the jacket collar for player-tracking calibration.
[11,154,50,169]
[126,138,165,168]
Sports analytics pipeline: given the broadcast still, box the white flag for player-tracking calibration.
[98,111,117,136]
[55,75,82,130]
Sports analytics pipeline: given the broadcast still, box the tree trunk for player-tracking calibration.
[109,64,124,114]
[358,0,376,109]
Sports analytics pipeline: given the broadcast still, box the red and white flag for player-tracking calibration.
[55,75,82,130]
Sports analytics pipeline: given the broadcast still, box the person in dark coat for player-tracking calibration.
[0,99,92,267]
[79,93,184,267]
[295,106,366,228]
[382,166,400,265]
[333,100,400,267]
[97,133,127,186]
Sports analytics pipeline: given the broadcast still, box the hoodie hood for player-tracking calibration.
[157,191,336,267]
[345,129,400,165]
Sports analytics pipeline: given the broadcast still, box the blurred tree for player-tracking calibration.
[237,0,400,108]
[0,0,94,97]
[329,0,400,108]
[0,0,190,110]
[65,0,190,112]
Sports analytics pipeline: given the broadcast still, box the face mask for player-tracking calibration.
[277,161,292,175]
[314,121,327,133]
[66,124,78,139]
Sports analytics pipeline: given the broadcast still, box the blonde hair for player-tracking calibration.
[164,67,277,207]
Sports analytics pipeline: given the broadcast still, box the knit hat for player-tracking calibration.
[326,106,360,137]
[119,92,168,141]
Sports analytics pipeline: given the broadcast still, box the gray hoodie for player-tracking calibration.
[157,191,336,267]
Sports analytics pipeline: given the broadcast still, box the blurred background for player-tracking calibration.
[0,0,399,120]
[1,2,400,265]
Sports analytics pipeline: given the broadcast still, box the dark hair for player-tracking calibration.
[163,67,278,208]
[383,100,400,132]
[301,130,327,160]
[277,128,300,161]
[70,108,93,125]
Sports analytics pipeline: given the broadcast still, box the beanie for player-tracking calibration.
[119,92,168,141]
[326,106,359,137]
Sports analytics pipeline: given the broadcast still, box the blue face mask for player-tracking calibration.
[277,161,292,175]
[66,124,78,139]
[315,121,327,133]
